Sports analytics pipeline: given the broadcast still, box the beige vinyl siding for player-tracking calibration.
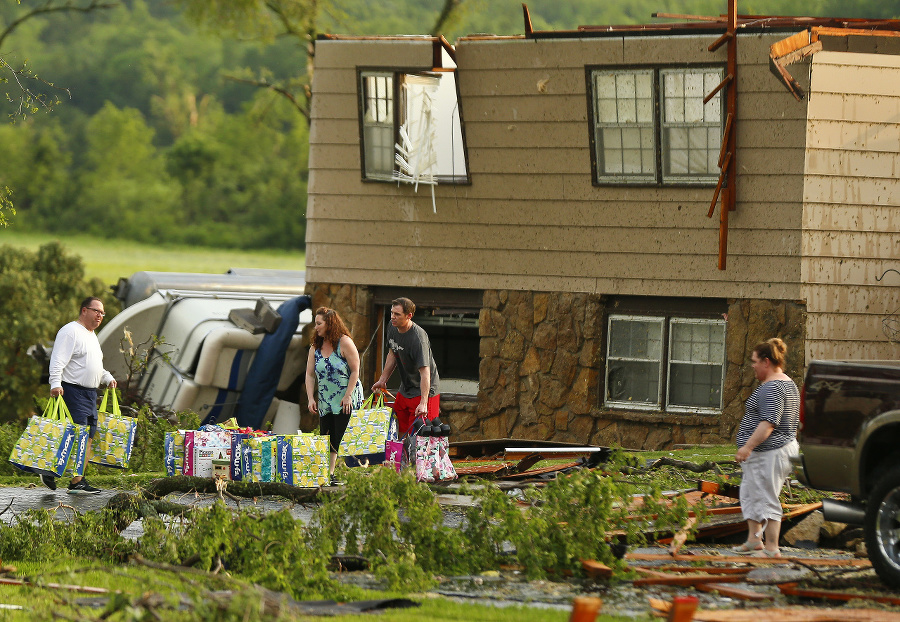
[802,52,900,361]
[306,34,808,298]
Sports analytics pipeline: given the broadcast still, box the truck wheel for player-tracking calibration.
[865,465,900,588]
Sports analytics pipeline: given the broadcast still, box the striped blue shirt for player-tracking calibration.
[737,379,800,452]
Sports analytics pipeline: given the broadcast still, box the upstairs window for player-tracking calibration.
[359,64,468,184]
[605,314,725,413]
[361,72,395,179]
[590,66,724,185]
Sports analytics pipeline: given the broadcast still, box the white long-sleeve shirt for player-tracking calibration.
[48,321,114,390]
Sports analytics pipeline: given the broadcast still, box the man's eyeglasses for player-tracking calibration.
[85,308,106,317]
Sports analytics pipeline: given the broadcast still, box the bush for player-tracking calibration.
[138,502,340,600]
[0,242,115,425]
[127,404,200,474]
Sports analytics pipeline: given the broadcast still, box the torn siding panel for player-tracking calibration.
[802,230,900,258]
[806,339,900,361]
[307,239,801,285]
[306,192,803,231]
[621,35,727,65]
[313,38,435,70]
[308,118,362,146]
[805,284,899,314]
[456,37,626,70]
[468,147,590,175]
[459,93,588,123]
[807,92,900,124]
[307,219,796,258]
[804,256,900,285]
[808,311,900,343]
[804,150,900,180]
[803,203,900,231]
[804,119,900,152]
[456,67,590,97]
[735,119,810,148]
[461,120,587,149]
[803,174,900,206]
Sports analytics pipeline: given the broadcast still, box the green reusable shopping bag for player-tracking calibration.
[89,389,137,469]
[8,395,78,478]
[338,392,393,457]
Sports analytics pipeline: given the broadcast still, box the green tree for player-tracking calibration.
[73,102,180,239]
[0,119,72,229]
[0,0,116,122]
[0,242,112,424]
[166,93,309,248]
[175,0,468,124]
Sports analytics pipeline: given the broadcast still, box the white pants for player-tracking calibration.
[739,440,798,523]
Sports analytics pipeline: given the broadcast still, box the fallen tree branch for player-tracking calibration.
[649,457,733,474]
[139,476,321,503]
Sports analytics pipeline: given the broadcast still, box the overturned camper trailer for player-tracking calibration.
[98,269,313,432]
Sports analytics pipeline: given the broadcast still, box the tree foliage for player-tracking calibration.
[0,241,113,424]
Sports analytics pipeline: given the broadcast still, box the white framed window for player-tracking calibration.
[590,66,724,185]
[592,70,656,182]
[667,318,726,411]
[361,72,395,180]
[359,62,467,184]
[605,315,725,412]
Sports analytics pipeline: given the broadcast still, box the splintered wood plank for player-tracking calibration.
[695,582,772,601]
[580,559,613,579]
[770,30,811,58]
[631,566,677,578]
[648,598,900,621]
[653,566,751,575]
[634,573,744,586]
[626,552,871,567]
[778,582,900,606]
[452,464,510,476]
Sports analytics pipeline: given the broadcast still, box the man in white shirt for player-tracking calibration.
[45,297,117,494]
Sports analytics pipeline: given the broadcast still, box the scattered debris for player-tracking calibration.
[649,598,900,621]
[778,582,900,606]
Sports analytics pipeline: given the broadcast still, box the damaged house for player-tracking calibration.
[303,8,900,449]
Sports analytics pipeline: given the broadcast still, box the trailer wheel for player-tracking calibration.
[865,465,900,588]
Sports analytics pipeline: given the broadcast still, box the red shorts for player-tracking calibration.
[393,393,440,437]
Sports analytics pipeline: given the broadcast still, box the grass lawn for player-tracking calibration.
[0,559,587,621]
[0,230,305,286]
[0,556,638,622]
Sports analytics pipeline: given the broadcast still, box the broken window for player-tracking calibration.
[606,315,725,412]
[372,287,482,400]
[358,64,468,185]
[590,66,724,185]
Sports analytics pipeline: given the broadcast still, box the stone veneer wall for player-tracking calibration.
[459,291,806,450]
[304,283,806,450]
[470,291,605,443]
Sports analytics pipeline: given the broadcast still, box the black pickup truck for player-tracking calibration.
[794,360,900,586]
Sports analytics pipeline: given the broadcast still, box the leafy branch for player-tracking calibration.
[119,329,174,397]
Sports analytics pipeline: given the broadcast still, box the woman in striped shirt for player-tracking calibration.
[733,338,800,558]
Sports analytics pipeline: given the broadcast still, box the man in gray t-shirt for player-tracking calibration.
[372,297,443,436]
